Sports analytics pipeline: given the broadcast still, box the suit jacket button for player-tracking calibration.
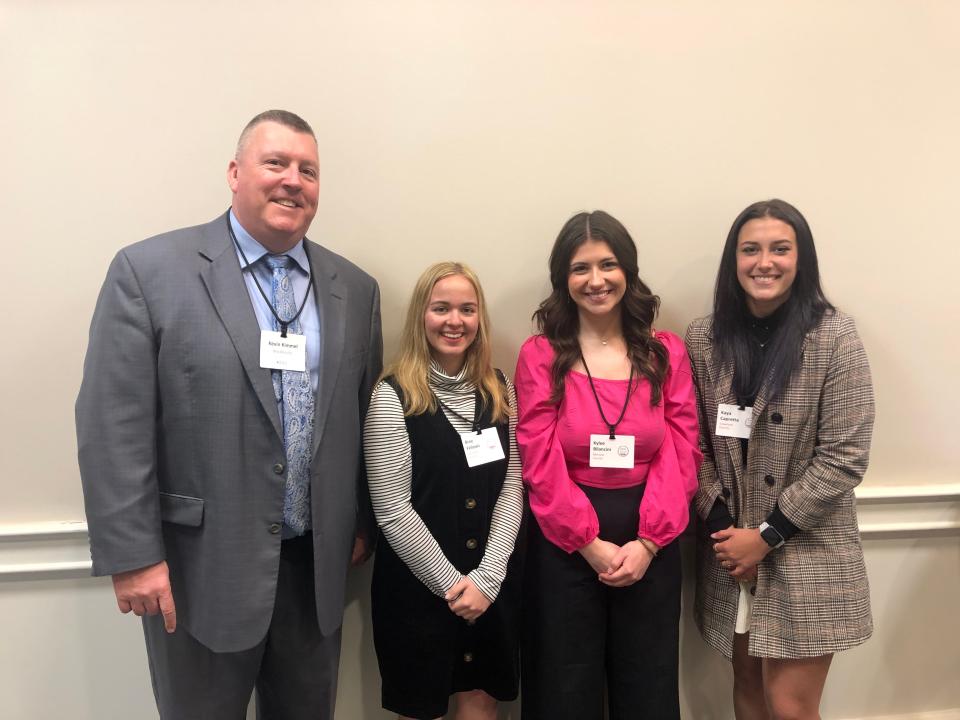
[463,652,474,663]
[269,523,282,534]
[273,463,285,475]
[771,412,783,424]
[722,488,731,498]
[464,498,477,510]
[750,585,757,596]
[764,475,776,486]
[465,538,478,550]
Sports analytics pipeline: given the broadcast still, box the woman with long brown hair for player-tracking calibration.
[515,211,701,719]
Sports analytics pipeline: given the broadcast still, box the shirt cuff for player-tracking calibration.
[706,498,735,535]
[765,504,800,542]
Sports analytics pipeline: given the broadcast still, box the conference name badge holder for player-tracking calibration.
[260,330,307,372]
[226,211,315,374]
[715,403,753,439]
[457,393,506,468]
[460,427,506,467]
[581,351,636,470]
[590,432,636,469]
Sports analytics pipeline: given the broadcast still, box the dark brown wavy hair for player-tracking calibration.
[533,210,668,405]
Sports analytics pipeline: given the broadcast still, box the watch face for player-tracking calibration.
[760,525,783,547]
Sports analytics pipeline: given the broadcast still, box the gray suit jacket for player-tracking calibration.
[76,214,382,652]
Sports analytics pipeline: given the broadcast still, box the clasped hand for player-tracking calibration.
[711,526,769,581]
[445,576,491,622]
[579,537,656,588]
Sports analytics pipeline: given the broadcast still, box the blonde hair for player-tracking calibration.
[384,262,511,423]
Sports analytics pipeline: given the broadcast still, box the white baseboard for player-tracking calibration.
[838,711,960,720]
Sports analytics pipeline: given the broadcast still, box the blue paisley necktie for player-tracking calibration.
[265,254,313,534]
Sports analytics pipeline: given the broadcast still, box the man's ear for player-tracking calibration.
[227,159,239,192]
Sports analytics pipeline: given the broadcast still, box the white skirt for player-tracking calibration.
[734,581,755,635]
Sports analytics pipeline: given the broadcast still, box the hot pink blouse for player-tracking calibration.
[514,332,702,553]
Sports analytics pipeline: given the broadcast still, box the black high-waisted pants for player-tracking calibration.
[521,482,681,720]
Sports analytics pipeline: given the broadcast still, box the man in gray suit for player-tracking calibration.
[76,109,382,719]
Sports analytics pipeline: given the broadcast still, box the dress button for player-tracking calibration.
[464,498,477,510]
[269,523,282,534]
[722,488,731,498]
[465,538,478,550]
[463,652,474,663]
[764,475,776,486]
[273,463,285,475]
[771,412,783,424]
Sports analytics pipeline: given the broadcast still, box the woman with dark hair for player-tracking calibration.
[515,211,701,719]
[364,262,524,720]
[686,199,875,719]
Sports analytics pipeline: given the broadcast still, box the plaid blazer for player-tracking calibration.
[685,309,874,659]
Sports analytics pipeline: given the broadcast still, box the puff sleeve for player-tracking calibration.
[637,332,703,547]
[514,336,601,553]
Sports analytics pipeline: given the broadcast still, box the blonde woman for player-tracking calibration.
[364,262,524,720]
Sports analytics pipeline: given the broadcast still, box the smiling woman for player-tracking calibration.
[735,217,798,318]
[423,274,480,375]
[363,262,524,720]
[685,199,875,719]
[515,211,701,719]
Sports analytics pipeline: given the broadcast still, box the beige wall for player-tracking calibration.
[1,1,957,718]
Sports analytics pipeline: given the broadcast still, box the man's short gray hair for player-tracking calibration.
[236,109,316,158]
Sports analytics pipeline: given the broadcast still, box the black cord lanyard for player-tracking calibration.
[580,351,635,439]
[472,389,485,434]
[437,388,484,434]
[226,211,314,338]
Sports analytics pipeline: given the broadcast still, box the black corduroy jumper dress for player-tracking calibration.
[371,376,523,719]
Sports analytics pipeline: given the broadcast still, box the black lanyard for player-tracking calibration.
[437,389,484,434]
[226,211,314,338]
[579,351,635,439]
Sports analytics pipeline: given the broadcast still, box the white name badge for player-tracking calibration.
[589,434,635,469]
[460,427,506,467]
[259,331,307,372]
[716,403,753,439]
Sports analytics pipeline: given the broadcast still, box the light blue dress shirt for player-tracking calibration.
[229,210,322,399]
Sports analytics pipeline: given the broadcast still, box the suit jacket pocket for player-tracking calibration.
[159,492,204,527]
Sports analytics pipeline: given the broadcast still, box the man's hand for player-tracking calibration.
[578,537,620,575]
[350,531,373,567]
[111,560,176,633]
[445,577,491,621]
[711,527,770,580]
[599,540,655,588]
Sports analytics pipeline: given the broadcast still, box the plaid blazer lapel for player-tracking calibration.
[753,327,815,423]
[704,341,745,489]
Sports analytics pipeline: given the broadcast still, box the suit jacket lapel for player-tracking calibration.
[307,241,346,459]
[197,215,283,441]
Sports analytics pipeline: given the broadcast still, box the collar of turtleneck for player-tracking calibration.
[428,360,472,392]
[746,302,787,348]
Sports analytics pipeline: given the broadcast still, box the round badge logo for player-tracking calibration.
[617,445,629,457]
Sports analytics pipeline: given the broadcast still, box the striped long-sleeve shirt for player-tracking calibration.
[363,364,523,601]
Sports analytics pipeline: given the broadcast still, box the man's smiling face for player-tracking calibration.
[228,120,319,253]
